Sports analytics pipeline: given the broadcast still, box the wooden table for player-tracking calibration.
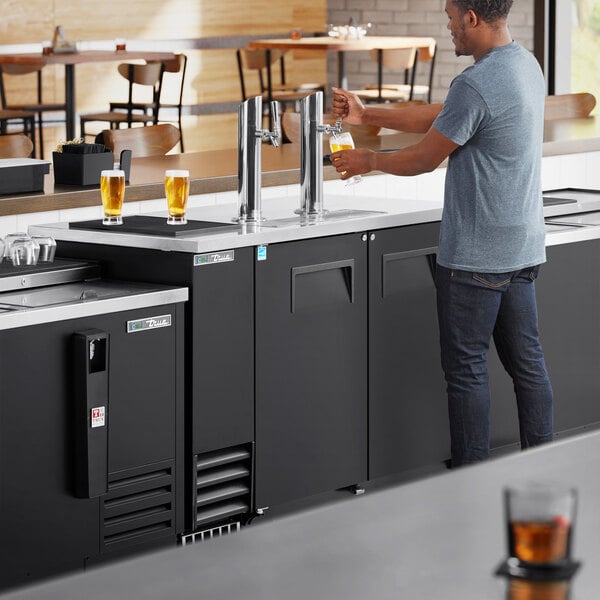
[248,35,437,89]
[0,50,175,140]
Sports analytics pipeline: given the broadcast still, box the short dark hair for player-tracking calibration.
[451,0,513,22]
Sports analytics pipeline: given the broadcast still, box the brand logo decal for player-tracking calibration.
[194,250,235,266]
[127,314,172,333]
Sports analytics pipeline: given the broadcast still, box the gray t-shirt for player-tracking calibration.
[433,41,546,273]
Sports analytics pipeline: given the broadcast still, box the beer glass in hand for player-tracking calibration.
[164,169,190,225]
[329,131,362,186]
[100,169,125,225]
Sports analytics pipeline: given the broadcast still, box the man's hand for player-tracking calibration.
[330,148,376,180]
[331,88,366,125]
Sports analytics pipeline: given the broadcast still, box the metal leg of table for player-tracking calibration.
[64,64,76,141]
[338,52,347,89]
[266,49,274,130]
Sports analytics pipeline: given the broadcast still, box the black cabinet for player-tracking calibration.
[0,304,184,590]
[255,234,368,508]
[57,242,255,531]
[368,224,450,477]
[536,240,600,434]
[486,240,600,450]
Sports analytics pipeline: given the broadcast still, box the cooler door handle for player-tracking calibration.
[73,329,109,499]
[290,259,355,313]
[382,247,437,298]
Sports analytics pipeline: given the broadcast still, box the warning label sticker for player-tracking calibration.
[91,406,105,428]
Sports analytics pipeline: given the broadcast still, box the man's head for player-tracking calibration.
[445,0,513,58]
[451,0,513,23]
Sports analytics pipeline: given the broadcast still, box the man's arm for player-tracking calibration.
[330,126,459,179]
[331,87,443,133]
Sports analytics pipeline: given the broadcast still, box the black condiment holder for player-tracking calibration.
[53,143,131,186]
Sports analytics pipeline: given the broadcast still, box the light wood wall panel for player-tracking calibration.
[0,0,53,43]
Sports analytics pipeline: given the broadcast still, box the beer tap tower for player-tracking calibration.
[298,91,342,219]
[236,96,280,224]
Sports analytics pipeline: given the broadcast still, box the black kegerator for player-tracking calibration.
[43,217,256,540]
[0,258,187,591]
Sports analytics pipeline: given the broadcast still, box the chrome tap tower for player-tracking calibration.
[236,96,280,223]
[299,91,341,218]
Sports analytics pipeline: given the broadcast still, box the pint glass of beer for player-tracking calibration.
[164,169,190,225]
[329,131,362,186]
[100,169,125,225]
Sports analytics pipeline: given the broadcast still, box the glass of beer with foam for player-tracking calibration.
[164,169,190,225]
[100,169,125,225]
[329,131,362,186]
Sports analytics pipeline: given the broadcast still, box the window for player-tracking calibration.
[554,0,600,112]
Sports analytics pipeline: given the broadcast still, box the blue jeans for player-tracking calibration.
[435,264,554,467]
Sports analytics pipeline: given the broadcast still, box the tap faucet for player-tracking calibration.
[299,91,342,218]
[237,96,280,223]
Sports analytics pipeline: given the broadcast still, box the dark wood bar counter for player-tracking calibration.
[1,116,599,217]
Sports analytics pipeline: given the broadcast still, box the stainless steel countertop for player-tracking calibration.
[0,280,188,330]
[3,429,599,600]
[29,189,600,253]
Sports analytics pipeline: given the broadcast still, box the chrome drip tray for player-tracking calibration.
[546,212,600,227]
[545,223,584,233]
[0,304,24,312]
[269,209,386,227]
[318,209,386,220]
[0,280,159,309]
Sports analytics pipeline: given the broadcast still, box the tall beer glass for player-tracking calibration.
[100,169,125,225]
[329,131,362,186]
[164,169,190,225]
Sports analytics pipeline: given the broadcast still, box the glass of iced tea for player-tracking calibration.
[507,579,570,600]
[329,131,362,186]
[164,169,190,225]
[504,483,577,572]
[100,169,125,225]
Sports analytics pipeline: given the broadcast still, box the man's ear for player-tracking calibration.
[465,8,480,28]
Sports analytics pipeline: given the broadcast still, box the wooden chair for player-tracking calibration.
[0,64,66,158]
[0,133,34,158]
[80,62,165,140]
[236,48,324,110]
[109,54,188,152]
[364,41,437,103]
[0,109,37,156]
[544,93,596,120]
[350,47,419,104]
[96,123,181,158]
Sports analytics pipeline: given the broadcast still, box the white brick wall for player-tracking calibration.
[327,0,535,103]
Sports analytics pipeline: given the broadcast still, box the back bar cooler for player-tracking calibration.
[0,258,187,591]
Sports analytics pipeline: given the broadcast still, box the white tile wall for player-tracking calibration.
[14,211,60,237]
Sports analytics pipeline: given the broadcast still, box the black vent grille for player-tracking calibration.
[101,460,176,553]
[194,444,253,529]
